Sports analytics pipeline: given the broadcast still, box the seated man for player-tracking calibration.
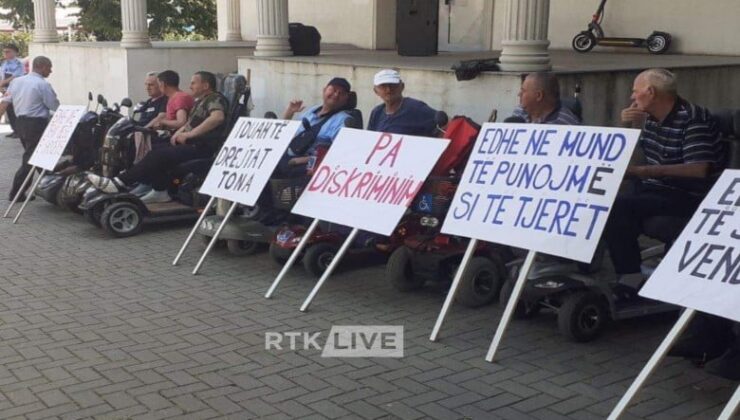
[87,71,228,204]
[368,69,437,136]
[511,72,581,124]
[606,68,725,294]
[277,77,354,177]
[147,70,194,132]
[136,71,168,127]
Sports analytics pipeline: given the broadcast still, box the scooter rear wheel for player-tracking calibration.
[227,239,260,256]
[646,33,671,54]
[387,246,425,292]
[572,31,597,53]
[100,201,144,238]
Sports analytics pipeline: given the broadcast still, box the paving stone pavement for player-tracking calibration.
[0,132,736,420]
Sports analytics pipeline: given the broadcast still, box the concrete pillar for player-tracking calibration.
[219,0,242,41]
[499,0,551,72]
[120,0,151,48]
[33,0,58,43]
[254,0,292,57]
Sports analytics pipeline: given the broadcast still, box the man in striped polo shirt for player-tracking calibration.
[604,68,726,296]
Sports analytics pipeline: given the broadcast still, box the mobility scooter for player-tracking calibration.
[79,73,250,237]
[508,108,740,342]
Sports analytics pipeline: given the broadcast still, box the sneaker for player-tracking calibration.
[140,189,172,204]
[129,183,153,197]
[7,132,18,139]
[87,174,123,193]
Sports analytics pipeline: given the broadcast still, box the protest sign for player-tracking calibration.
[441,123,639,263]
[199,117,300,205]
[639,170,739,322]
[173,117,299,272]
[610,170,740,420]
[273,128,448,310]
[291,128,450,236]
[5,105,86,223]
[29,106,87,170]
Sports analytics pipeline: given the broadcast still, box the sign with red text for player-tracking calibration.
[441,123,639,263]
[29,105,87,170]
[291,128,449,235]
[640,170,740,322]
[200,117,300,205]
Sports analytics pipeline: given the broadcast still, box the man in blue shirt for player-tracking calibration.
[510,72,581,125]
[367,69,437,137]
[0,56,59,201]
[0,44,26,138]
[277,77,353,177]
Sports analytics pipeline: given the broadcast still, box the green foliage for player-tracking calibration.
[72,0,217,41]
[0,0,35,30]
[0,31,32,57]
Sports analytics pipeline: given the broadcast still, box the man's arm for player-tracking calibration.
[628,162,712,179]
[0,100,9,119]
[172,110,225,145]
[160,109,188,130]
[283,100,304,120]
[145,112,166,129]
[42,84,60,112]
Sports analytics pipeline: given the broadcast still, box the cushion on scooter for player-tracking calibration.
[430,116,480,176]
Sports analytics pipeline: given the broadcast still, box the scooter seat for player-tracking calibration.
[642,215,687,245]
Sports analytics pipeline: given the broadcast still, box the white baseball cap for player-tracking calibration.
[373,69,402,86]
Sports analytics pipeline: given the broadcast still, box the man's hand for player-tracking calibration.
[621,102,648,127]
[170,131,191,146]
[288,156,310,166]
[283,100,305,120]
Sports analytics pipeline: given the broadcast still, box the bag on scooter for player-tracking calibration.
[99,133,136,178]
[177,172,209,208]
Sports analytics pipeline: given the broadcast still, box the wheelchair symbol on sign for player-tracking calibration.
[417,194,433,213]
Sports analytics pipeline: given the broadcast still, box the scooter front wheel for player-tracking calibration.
[227,239,260,256]
[572,31,597,53]
[558,291,608,342]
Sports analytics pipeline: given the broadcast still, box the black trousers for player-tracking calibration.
[603,182,702,274]
[7,104,17,132]
[10,116,48,198]
[118,144,210,190]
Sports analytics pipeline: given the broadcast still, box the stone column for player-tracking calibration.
[120,0,151,48]
[33,0,58,43]
[254,0,292,57]
[499,0,551,72]
[219,0,242,41]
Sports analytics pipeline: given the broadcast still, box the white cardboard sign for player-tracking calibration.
[199,117,300,205]
[28,105,87,170]
[640,170,740,323]
[291,128,449,235]
[441,123,639,263]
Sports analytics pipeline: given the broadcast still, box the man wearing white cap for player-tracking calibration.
[368,69,437,137]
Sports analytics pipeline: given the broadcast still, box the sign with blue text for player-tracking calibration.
[640,170,740,322]
[199,117,300,205]
[441,123,639,263]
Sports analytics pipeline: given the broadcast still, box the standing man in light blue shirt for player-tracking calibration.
[0,43,26,138]
[0,56,59,201]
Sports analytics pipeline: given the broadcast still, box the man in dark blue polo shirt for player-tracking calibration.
[367,69,437,137]
[511,72,581,125]
[605,68,725,294]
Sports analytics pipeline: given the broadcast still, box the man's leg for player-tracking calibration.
[603,184,701,276]
[118,145,203,191]
[10,117,47,199]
